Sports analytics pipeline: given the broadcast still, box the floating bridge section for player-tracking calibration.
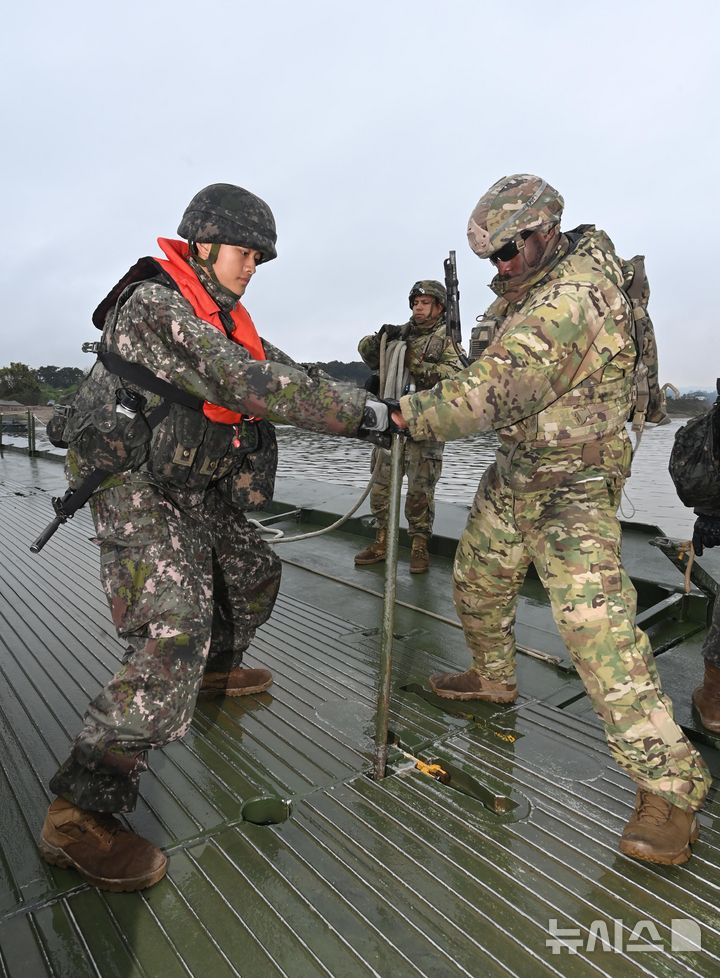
[0,450,718,977]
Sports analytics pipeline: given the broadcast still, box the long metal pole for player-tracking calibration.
[373,433,403,779]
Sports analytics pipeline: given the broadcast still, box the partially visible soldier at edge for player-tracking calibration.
[39,183,388,891]
[354,280,463,573]
[686,509,720,733]
[391,174,711,864]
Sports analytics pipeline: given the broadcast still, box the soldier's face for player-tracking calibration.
[197,243,262,296]
[412,296,442,323]
[492,229,553,278]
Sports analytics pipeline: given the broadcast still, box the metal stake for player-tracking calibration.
[373,433,403,779]
[28,410,36,455]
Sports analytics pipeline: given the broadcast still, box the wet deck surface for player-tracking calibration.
[1,450,719,977]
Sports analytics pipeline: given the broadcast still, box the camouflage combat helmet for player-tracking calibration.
[178,183,277,263]
[409,280,447,309]
[466,174,564,259]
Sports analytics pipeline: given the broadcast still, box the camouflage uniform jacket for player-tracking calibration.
[358,314,463,391]
[65,256,367,505]
[400,228,637,491]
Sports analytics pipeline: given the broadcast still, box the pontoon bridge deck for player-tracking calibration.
[0,448,718,978]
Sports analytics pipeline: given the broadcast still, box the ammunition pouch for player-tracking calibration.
[147,403,233,490]
[65,397,153,480]
[46,402,73,449]
[217,420,278,511]
[421,333,446,364]
[468,315,502,362]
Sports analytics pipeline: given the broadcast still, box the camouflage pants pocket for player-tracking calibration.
[92,483,214,640]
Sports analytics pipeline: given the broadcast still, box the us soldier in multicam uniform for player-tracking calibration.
[391,174,712,865]
[39,184,390,891]
[354,281,463,573]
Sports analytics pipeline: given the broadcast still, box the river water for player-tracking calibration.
[2,417,695,539]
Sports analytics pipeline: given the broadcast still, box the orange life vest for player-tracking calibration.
[154,237,265,425]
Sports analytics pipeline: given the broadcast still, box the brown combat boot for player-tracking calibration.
[692,661,720,732]
[429,668,518,703]
[354,529,387,566]
[409,536,430,574]
[200,666,273,697]
[619,789,699,865]
[39,798,167,891]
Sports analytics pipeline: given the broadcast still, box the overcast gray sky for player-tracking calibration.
[1,0,718,387]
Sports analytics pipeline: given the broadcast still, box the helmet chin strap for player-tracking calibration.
[189,243,243,301]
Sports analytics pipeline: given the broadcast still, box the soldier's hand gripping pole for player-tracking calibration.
[372,430,404,779]
[444,250,471,368]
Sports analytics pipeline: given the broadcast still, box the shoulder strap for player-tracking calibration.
[98,349,203,411]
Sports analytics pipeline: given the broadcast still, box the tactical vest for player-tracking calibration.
[58,244,277,509]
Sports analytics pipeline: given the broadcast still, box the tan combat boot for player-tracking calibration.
[619,789,699,865]
[429,668,518,703]
[354,529,387,566]
[692,661,720,732]
[200,666,273,697]
[39,798,167,891]
[409,536,430,574]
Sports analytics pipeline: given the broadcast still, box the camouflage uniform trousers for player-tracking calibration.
[701,590,720,667]
[49,479,281,813]
[369,439,444,537]
[453,461,711,812]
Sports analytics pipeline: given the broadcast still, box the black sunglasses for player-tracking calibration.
[490,229,534,264]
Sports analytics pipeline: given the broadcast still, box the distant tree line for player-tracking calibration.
[2,361,715,416]
[665,390,715,417]
[0,360,371,405]
[312,360,371,386]
[0,363,86,404]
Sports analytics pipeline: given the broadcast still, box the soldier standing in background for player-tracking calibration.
[392,174,711,864]
[354,281,463,573]
[39,184,387,891]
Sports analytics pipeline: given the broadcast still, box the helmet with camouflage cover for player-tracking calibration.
[178,183,277,263]
[466,174,564,259]
[409,280,447,309]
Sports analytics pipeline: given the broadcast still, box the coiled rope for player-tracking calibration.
[249,335,408,544]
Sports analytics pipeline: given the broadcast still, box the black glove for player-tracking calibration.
[364,373,380,396]
[378,323,403,342]
[692,514,720,556]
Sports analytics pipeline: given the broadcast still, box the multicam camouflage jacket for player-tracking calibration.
[400,227,640,490]
[63,256,367,509]
[358,315,463,391]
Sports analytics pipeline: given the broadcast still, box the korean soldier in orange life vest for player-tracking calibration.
[39,183,390,891]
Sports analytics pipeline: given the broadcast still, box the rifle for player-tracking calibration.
[30,472,109,553]
[443,251,471,368]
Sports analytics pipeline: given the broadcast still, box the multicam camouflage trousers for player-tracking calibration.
[50,479,281,812]
[369,440,444,537]
[453,462,711,812]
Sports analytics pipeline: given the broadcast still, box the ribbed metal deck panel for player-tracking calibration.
[1,452,718,977]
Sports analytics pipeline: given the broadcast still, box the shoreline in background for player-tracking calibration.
[1,416,698,540]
